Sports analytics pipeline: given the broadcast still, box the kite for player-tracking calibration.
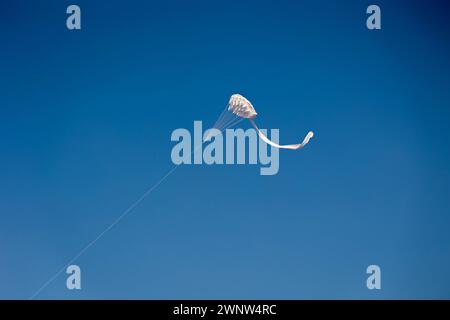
[208,94,314,150]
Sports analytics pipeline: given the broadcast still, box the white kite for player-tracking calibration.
[209,94,314,150]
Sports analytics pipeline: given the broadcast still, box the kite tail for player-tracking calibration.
[249,119,314,150]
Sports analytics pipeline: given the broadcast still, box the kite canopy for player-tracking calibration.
[227,94,257,119]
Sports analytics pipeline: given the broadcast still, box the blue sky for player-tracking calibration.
[1,0,450,299]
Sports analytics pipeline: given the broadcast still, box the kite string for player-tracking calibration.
[215,107,244,130]
[216,114,244,131]
[227,117,244,129]
[217,116,242,131]
[215,112,235,130]
[213,105,231,129]
[29,122,237,300]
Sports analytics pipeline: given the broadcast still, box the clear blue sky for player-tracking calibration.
[1,0,450,299]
